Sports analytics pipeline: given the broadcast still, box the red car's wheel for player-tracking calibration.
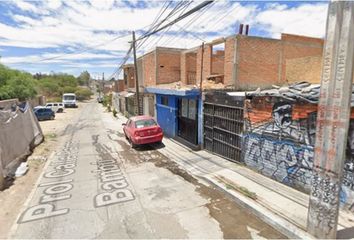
[129,139,137,148]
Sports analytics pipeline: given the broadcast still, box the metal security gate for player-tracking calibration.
[203,91,244,162]
[178,98,198,145]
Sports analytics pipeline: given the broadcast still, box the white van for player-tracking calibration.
[62,93,77,108]
[45,102,64,113]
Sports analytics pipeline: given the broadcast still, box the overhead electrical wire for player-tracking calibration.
[108,0,214,80]
[108,1,197,79]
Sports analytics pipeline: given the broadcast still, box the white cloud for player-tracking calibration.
[0,52,121,65]
[255,3,327,38]
[45,0,62,10]
[12,0,50,15]
[0,1,328,75]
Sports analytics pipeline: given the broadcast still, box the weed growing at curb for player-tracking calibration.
[217,175,257,200]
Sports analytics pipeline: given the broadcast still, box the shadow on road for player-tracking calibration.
[134,142,166,151]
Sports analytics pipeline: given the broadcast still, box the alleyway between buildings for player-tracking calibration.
[6,101,285,239]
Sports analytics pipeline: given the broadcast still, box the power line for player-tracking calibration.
[107,1,192,80]
[136,1,214,42]
[156,1,219,48]
[107,1,214,80]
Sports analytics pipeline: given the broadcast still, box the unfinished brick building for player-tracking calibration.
[122,64,135,89]
[139,47,185,87]
[181,33,324,90]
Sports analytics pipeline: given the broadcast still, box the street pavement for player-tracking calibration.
[9,102,284,239]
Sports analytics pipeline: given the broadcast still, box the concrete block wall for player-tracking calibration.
[243,97,354,211]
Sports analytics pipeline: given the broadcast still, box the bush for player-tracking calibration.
[75,88,93,101]
[113,108,117,117]
[102,94,111,106]
[47,97,62,102]
[107,105,111,112]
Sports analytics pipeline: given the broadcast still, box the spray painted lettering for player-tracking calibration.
[243,98,354,209]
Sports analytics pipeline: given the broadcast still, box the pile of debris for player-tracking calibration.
[246,82,325,104]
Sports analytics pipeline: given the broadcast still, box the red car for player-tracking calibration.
[122,115,163,148]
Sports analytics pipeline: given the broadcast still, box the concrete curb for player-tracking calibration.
[200,175,315,239]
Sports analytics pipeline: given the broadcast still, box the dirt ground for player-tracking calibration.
[0,103,82,238]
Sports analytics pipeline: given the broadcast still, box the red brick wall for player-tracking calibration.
[281,34,324,83]
[157,50,181,84]
[196,44,212,83]
[124,66,135,88]
[142,52,156,87]
[118,80,125,92]
[181,52,187,84]
[211,50,224,75]
[181,52,197,85]
[113,80,125,92]
[236,35,282,90]
[224,37,236,86]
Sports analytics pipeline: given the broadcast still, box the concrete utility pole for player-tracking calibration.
[307,1,354,239]
[132,31,141,115]
[199,42,204,91]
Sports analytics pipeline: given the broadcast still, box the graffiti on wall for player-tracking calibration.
[243,98,354,209]
[244,101,315,191]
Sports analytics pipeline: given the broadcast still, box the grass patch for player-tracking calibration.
[217,176,257,200]
[45,133,57,140]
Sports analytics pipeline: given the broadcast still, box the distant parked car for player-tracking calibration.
[33,106,45,111]
[46,102,64,113]
[122,115,163,148]
[34,108,55,121]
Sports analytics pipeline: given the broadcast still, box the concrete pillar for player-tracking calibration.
[307,1,354,239]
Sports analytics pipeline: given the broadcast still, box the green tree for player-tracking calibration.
[0,73,37,101]
[75,88,93,100]
[77,71,90,86]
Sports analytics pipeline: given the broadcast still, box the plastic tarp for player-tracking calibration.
[0,102,43,178]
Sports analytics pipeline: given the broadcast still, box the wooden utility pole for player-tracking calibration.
[132,31,141,115]
[199,42,204,91]
[307,1,354,238]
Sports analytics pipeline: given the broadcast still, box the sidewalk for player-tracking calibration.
[115,114,354,239]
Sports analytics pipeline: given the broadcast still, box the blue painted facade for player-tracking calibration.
[145,87,203,146]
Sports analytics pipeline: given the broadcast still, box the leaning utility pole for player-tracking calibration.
[307,1,354,239]
[132,31,141,115]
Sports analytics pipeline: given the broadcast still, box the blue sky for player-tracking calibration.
[0,0,328,79]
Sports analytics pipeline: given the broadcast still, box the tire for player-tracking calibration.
[57,108,63,113]
[129,139,137,148]
[51,115,55,120]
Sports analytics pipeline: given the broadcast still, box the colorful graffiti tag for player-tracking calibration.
[243,97,354,209]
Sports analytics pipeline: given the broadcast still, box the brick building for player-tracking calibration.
[123,64,135,89]
[138,47,185,87]
[181,33,324,90]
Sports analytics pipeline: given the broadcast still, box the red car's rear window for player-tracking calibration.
[135,119,157,129]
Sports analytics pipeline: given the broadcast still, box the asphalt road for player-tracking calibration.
[9,102,284,239]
